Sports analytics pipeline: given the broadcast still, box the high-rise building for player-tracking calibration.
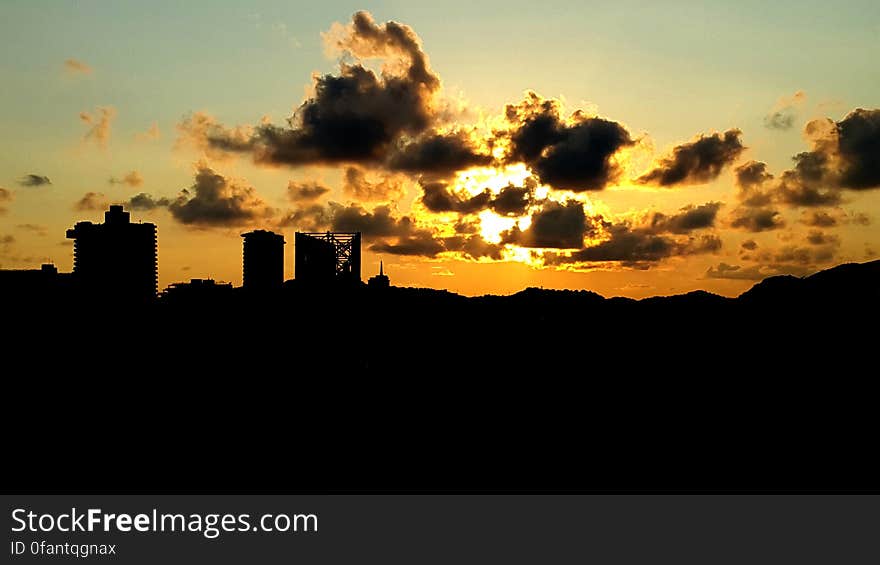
[241,230,285,290]
[66,205,157,302]
[295,232,361,285]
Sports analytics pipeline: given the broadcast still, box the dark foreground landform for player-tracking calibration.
[7,259,877,371]
[5,259,878,492]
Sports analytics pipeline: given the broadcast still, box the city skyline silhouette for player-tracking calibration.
[4,202,879,304]
[3,2,879,497]
[2,6,879,299]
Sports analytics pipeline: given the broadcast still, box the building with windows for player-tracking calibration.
[65,205,157,302]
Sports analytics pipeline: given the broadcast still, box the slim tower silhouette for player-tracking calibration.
[368,260,390,288]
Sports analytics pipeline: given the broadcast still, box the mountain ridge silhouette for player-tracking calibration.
[5,259,877,492]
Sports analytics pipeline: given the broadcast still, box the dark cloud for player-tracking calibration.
[19,174,51,187]
[547,226,721,267]
[773,244,837,265]
[503,92,633,191]
[706,262,767,280]
[729,207,785,232]
[420,181,491,214]
[109,171,144,188]
[835,108,880,189]
[649,202,722,234]
[734,157,843,210]
[442,235,504,260]
[761,109,880,207]
[741,239,758,251]
[735,160,773,189]
[370,231,445,257]
[369,231,503,259]
[764,111,796,131]
[706,261,813,279]
[74,192,109,211]
[180,12,439,169]
[342,167,405,202]
[167,164,273,226]
[489,183,534,217]
[327,203,416,237]
[276,203,330,232]
[740,238,839,267]
[453,218,480,234]
[805,230,840,246]
[776,169,843,207]
[763,91,806,131]
[176,112,253,161]
[278,201,438,249]
[387,131,492,175]
[637,129,744,186]
[126,193,172,211]
[421,179,535,217]
[501,200,588,248]
[734,161,774,207]
[287,181,330,202]
[329,10,440,91]
[277,198,500,260]
[799,209,840,227]
[733,156,842,209]
[316,202,501,258]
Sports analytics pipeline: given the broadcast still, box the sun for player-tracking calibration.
[454,163,533,196]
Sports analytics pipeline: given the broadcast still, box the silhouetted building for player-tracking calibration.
[162,278,234,303]
[295,232,361,285]
[0,263,73,303]
[66,205,157,302]
[242,230,285,290]
[368,261,390,289]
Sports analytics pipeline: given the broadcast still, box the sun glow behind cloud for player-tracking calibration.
[3,6,878,299]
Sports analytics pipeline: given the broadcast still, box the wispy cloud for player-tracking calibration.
[74,191,109,211]
[109,170,144,188]
[64,58,92,74]
[135,122,161,141]
[18,174,51,187]
[80,106,116,148]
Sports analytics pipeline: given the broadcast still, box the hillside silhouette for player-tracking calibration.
[5,259,877,374]
[5,259,877,492]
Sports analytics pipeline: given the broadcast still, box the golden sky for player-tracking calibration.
[2,5,879,298]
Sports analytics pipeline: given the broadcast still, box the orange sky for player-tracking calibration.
[2,6,878,297]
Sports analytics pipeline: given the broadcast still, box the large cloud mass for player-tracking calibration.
[161,11,879,277]
[160,165,274,227]
[503,92,634,191]
[179,11,441,171]
[637,129,744,186]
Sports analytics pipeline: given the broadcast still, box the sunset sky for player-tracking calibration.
[1,0,878,297]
